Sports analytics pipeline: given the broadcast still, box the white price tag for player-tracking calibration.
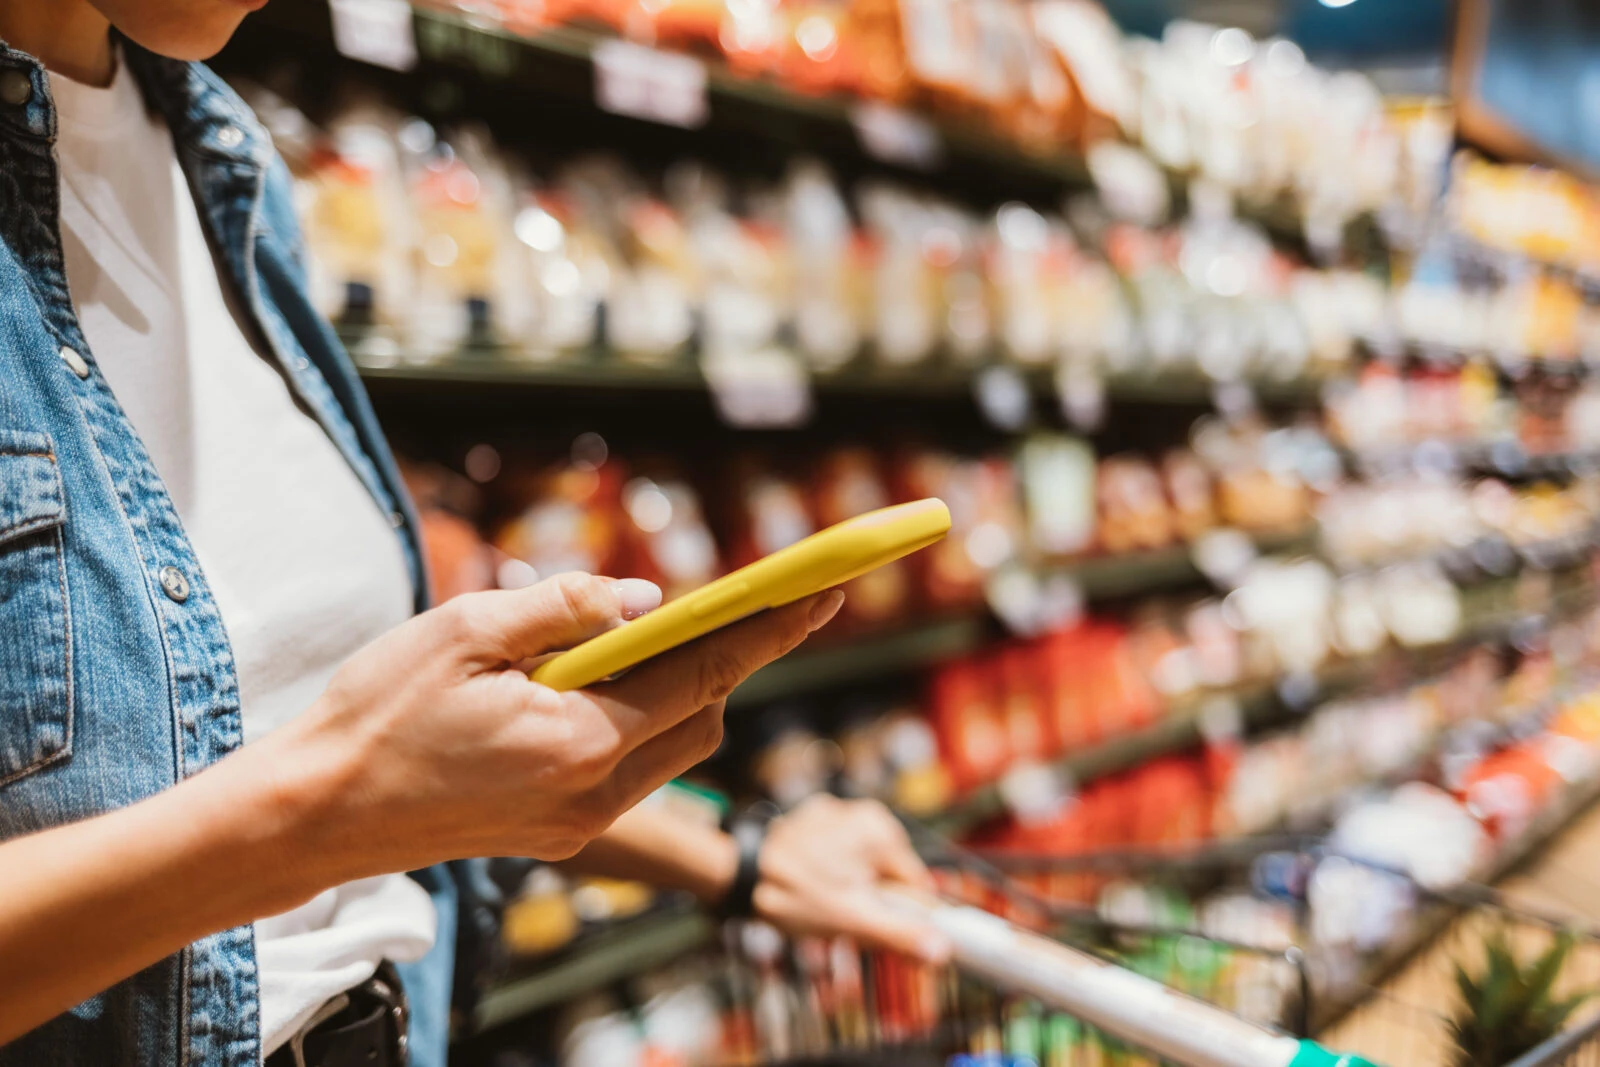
[984,562,1043,637]
[329,0,418,72]
[1190,527,1257,589]
[1210,379,1258,422]
[850,102,943,170]
[1035,569,1086,632]
[973,364,1031,432]
[1086,141,1169,225]
[702,348,812,428]
[1055,360,1105,431]
[1197,696,1244,746]
[593,39,709,129]
[997,761,1068,824]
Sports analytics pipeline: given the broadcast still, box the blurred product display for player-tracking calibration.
[208,2,1600,1064]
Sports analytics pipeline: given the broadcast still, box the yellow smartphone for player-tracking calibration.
[529,497,952,692]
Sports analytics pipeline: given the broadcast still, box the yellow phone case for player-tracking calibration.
[529,497,952,691]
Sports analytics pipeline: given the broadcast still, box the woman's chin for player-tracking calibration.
[95,0,254,61]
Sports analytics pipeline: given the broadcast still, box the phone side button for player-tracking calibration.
[688,579,753,619]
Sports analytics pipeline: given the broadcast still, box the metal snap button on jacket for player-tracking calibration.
[216,124,243,148]
[159,566,190,603]
[0,69,31,106]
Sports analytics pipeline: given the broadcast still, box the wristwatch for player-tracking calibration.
[718,806,776,919]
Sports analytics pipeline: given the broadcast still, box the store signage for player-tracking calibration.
[850,102,943,170]
[701,348,813,428]
[593,39,710,129]
[329,0,418,72]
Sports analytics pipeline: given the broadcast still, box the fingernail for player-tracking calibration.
[615,578,662,620]
[919,932,953,965]
[808,589,845,632]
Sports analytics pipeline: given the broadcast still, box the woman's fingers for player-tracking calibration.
[862,803,935,891]
[604,703,731,812]
[445,573,661,667]
[581,589,844,743]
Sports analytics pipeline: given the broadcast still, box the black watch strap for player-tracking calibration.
[718,813,769,920]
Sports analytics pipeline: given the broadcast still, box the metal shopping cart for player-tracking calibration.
[913,829,1600,1067]
[486,830,1600,1067]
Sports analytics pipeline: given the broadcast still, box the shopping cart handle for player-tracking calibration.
[883,890,1385,1067]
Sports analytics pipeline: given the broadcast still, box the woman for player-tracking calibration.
[0,1,948,1064]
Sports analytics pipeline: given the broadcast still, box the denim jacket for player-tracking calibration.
[0,40,459,1067]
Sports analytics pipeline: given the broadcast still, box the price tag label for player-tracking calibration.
[1086,141,1169,225]
[1191,527,1257,589]
[1035,569,1086,632]
[593,39,709,129]
[329,0,418,72]
[973,364,1032,432]
[850,102,944,170]
[998,761,1068,824]
[1197,696,1244,745]
[984,562,1043,637]
[1055,360,1105,431]
[1211,379,1258,423]
[702,348,812,428]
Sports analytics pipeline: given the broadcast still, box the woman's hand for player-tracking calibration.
[268,572,845,879]
[752,795,951,965]
[0,571,842,1046]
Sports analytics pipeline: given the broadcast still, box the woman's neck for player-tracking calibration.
[0,0,114,86]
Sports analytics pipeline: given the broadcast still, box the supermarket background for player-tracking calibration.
[213,0,1600,1064]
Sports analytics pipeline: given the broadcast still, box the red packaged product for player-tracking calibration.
[1038,624,1100,751]
[493,459,629,583]
[1131,758,1212,846]
[894,450,1021,609]
[1092,622,1161,735]
[624,0,725,52]
[418,508,496,603]
[997,642,1053,763]
[927,656,1008,792]
[1457,744,1562,840]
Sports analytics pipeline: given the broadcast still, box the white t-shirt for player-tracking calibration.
[50,59,437,1057]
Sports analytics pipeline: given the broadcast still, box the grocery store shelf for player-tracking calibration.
[928,663,1366,836]
[230,1,1358,250]
[471,906,714,1033]
[1309,771,1600,1035]
[727,613,986,711]
[1360,341,1596,378]
[1341,439,1600,481]
[351,348,1329,408]
[726,530,1316,712]
[467,601,1596,1037]
[928,576,1597,836]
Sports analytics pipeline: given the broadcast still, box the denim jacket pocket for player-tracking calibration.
[0,429,72,787]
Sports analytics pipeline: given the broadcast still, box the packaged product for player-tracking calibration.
[1095,455,1174,554]
[298,104,417,340]
[507,188,612,357]
[721,457,818,569]
[928,656,1008,791]
[1017,433,1097,558]
[860,185,942,366]
[494,457,630,583]
[810,448,912,625]
[784,161,865,370]
[617,470,723,600]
